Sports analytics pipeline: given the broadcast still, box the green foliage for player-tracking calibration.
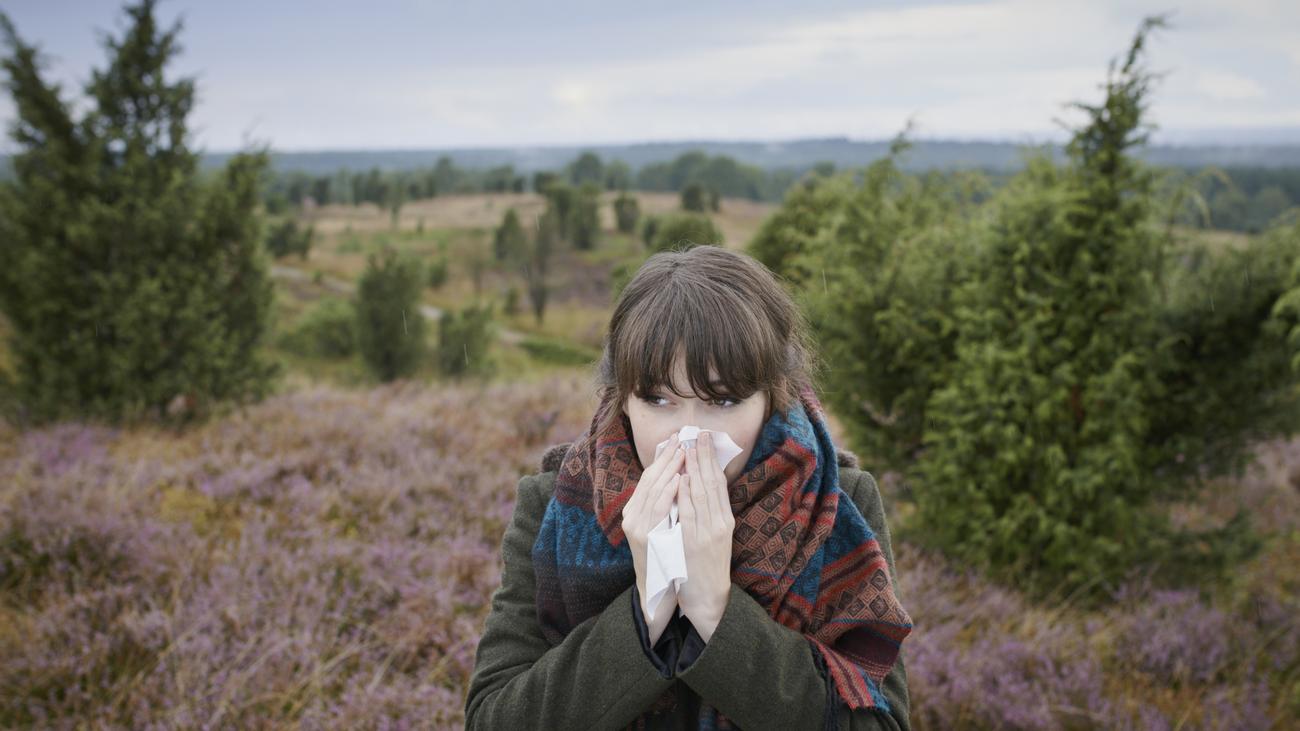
[278,298,356,359]
[1151,224,1300,484]
[493,208,527,263]
[613,192,640,234]
[760,16,1295,598]
[265,218,313,259]
[646,212,723,253]
[502,285,520,316]
[681,182,708,212]
[542,183,575,241]
[426,256,449,289]
[0,1,280,426]
[570,184,601,251]
[640,215,659,249]
[518,335,600,367]
[566,152,603,187]
[354,247,426,382]
[522,211,557,324]
[637,150,774,200]
[437,303,495,377]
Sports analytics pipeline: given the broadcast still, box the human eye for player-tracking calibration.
[710,396,741,408]
[638,392,671,407]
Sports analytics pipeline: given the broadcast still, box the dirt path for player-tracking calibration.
[268,264,525,345]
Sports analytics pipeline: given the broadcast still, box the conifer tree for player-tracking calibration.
[0,1,279,425]
[493,208,527,263]
[354,246,426,382]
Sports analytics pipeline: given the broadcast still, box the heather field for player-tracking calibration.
[1,373,1297,729]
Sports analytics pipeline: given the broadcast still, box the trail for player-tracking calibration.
[269,264,525,345]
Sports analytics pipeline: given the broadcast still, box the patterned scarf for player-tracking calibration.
[532,383,912,729]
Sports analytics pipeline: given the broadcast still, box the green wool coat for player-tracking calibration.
[464,445,912,731]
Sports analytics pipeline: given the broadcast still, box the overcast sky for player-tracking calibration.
[1,0,1297,153]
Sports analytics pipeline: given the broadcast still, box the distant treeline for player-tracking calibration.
[266,148,1300,234]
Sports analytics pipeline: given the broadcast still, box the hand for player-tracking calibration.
[620,432,684,638]
[677,431,735,641]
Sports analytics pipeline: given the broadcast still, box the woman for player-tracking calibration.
[465,245,913,730]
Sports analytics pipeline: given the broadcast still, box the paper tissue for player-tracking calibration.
[643,425,744,623]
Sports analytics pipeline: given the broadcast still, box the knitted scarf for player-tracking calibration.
[532,383,912,729]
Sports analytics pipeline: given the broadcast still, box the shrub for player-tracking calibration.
[613,192,640,234]
[647,212,723,253]
[355,247,426,381]
[437,303,495,377]
[278,298,356,359]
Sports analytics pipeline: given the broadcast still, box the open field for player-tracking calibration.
[1,373,1295,728]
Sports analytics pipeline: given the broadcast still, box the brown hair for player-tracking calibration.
[593,244,820,436]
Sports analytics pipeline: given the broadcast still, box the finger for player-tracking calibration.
[677,473,694,530]
[685,443,712,527]
[651,474,680,523]
[640,433,680,488]
[629,440,683,515]
[702,433,730,522]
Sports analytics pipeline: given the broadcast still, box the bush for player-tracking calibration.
[681,182,708,212]
[265,219,314,259]
[493,208,526,263]
[427,256,449,290]
[570,184,601,251]
[437,303,495,377]
[278,298,356,359]
[502,285,520,316]
[0,2,280,426]
[613,192,640,234]
[647,212,723,253]
[355,247,426,382]
[759,16,1296,598]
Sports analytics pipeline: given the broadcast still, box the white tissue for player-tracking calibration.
[643,425,744,623]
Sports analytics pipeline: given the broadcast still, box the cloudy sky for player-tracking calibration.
[1,0,1297,152]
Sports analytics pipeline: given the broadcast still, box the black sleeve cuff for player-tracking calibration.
[675,617,707,673]
[631,583,681,679]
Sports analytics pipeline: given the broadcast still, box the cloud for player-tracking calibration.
[1194,71,1267,101]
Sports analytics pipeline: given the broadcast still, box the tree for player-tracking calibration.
[647,212,723,253]
[265,219,313,259]
[542,182,576,241]
[437,303,495,377]
[681,182,708,212]
[354,246,426,381]
[521,211,557,325]
[570,183,601,250]
[0,1,280,425]
[567,151,603,186]
[764,15,1289,598]
[493,208,527,263]
[613,192,640,233]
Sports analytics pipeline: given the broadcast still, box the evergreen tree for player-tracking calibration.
[570,183,601,250]
[613,192,640,234]
[681,182,708,212]
[493,208,527,263]
[0,1,279,425]
[521,211,557,325]
[567,151,603,186]
[648,212,722,253]
[354,246,426,381]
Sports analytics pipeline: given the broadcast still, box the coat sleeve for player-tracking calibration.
[464,473,675,730]
[669,469,912,731]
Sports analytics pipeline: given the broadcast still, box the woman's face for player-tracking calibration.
[622,354,770,486]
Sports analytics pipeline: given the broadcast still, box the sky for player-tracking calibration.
[0,0,1297,153]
